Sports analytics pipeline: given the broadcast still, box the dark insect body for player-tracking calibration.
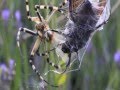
[62,0,99,53]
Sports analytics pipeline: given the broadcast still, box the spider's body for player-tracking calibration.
[35,21,53,41]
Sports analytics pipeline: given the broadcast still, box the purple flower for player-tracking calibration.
[8,59,15,77]
[0,64,8,72]
[9,59,15,70]
[114,50,120,63]
[1,9,10,21]
[0,64,8,80]
[15,10,22,28]
[0,59,15,81]
[15,10,21,22]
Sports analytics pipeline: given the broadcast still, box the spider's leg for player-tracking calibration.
[59,0,68,8]
[50,29,67,37]
[46,53,60,69]
[35,5,65,14]
[41,52,61,70]
[35,5,56,12]
[17,27,37,47]
[43,43,72,74]
[29,37,58,87]
[25,0,43,22]
[34,4,66,22]
[42,51,73,75]
[34,5,44,22]
[36,47,61,70]
[51,29,63,34]
[25,0,31,20]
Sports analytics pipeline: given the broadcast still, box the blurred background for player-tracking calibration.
[0,0,120,90]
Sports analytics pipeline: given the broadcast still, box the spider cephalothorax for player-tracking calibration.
[35,22,53,40]
[35,22,46,31]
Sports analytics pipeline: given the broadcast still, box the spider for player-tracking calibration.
[17,0,110,87]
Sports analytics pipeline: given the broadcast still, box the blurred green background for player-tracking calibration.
[0,0,120,90]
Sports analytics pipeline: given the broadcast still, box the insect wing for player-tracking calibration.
[96,0,111,30]
[68,0,84,11]
[51,32,69,63]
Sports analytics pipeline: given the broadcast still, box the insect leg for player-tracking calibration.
[96,20,108,30]
[66,53,71,67]
[60,53,71,74]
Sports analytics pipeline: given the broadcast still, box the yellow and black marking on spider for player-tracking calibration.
[17,0,110,87]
